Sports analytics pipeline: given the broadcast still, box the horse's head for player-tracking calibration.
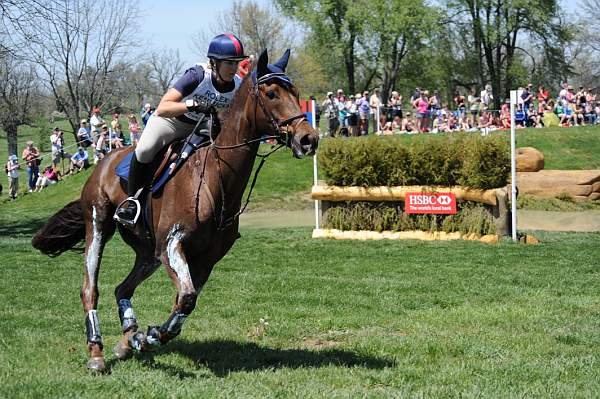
[252,49,319,158]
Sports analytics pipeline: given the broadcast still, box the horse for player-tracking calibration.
[31,49,319,372]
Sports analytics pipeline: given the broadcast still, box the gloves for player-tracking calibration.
[185,98,211,113]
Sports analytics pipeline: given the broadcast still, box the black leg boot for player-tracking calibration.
[114,155,152,226]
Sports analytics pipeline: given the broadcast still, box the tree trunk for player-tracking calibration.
[4,120,18,156]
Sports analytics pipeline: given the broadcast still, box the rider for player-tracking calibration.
[114,34,248,226]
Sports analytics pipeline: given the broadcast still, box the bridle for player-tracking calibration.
[197,72,311,230]
[210,72,307,150]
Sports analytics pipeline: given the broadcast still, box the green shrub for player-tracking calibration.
[323,201,497,235]
[319,135,510,189]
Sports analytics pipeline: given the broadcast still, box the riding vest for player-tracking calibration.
[181,68,242,122]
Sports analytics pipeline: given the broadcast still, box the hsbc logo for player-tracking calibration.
[405,192,457,214]
[437,195,452,205]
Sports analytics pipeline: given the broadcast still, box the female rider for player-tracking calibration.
[114,34,247,226]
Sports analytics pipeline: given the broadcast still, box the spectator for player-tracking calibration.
[77,119,94,148]
[321,92,338,137]
[413,90,430,132]
[387,90,403,120]
[480,84,493,110]
[50,127,69,173]
[537,85,550,104]
[410,87,420,103]
[95,125,109,162]
[90,108,104,144]
[454,90,466,117]
[369,88,382,132]
[6,154,20,200]
[467,87,480,127]
[22,140,40,192]
[141,103,154,127]
[346,94,359,137]
[34,165,59,192]
[430,89,442,124]
[335,89,346,104]
[521,84,534,113]
[128,114,141,146]
[110,113,124,148]
[309,95,321,128]
[70,147,90,172]
[358,90,370,135]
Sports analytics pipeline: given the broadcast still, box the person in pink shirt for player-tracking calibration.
[128,114,140,146]
[412,90,430,132]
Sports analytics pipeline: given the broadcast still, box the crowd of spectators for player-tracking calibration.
[320,83,599,136]
[4,104,153,200]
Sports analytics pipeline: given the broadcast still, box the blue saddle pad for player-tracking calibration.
[116,152,171,194]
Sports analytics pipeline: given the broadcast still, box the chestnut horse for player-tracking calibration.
[32,50,318,372]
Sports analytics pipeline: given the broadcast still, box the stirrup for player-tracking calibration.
[113,196,141,227]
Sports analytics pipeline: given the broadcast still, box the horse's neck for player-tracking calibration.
[211,88,261,202]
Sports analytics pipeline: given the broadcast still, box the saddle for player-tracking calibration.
[116,129,210,197]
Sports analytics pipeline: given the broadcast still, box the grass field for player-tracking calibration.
[1,123,600,397]
[1,224,599,397]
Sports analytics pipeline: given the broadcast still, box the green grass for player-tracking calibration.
[1,123,600,397]
[1,224,599,397]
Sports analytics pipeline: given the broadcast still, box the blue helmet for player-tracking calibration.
[207,34,247,61]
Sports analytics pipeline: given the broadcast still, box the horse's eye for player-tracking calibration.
[266,91,277,100]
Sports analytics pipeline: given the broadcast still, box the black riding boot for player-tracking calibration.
[114,155,152,226]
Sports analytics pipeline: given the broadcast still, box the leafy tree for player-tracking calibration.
[276,0,368,93]
[446,0,571,108]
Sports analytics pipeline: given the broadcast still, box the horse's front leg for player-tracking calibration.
[144,226,200,348]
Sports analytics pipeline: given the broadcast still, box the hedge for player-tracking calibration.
[323,202,497,236]
[319,135,510,190]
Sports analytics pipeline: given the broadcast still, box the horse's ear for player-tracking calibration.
[257,49,269,78]
[273,49,291,71]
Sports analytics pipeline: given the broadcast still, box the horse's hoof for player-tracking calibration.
[113,341,133,360]
[87,356,106,372]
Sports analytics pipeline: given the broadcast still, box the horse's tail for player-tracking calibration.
[32,199,86,257]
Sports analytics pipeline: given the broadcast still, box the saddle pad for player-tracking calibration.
[115,133,209,195]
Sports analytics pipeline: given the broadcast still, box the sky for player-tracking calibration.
[138,0,271,66]
[139,0,582,67]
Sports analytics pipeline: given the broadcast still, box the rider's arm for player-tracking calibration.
[155,66,205,118]
[154,89,187,118]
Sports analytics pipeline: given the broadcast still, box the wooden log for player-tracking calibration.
[312,228,499,244]
[311,185,499,205]
[588,192,600,201]
[518,170,600,186]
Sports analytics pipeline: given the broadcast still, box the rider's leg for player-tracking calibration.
[114,116,197,225]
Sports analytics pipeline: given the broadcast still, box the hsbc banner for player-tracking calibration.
[405,192,457,214]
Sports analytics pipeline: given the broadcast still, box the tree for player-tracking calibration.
[276,0,368,94]
[149,49,185,93]
[0,55,39,156]
[192,0,295,59]
[16,0,139,140]
[446,0,571,108]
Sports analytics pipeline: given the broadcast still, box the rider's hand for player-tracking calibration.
[185,98,211,113]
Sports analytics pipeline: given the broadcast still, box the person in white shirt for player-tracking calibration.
[5,154,20,200]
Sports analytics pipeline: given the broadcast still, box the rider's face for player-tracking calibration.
[216,60,239,82]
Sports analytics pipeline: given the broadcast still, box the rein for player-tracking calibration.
[198,74,307,230]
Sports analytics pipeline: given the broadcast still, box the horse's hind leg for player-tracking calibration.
[81,204,115,372]
[113,244,160,360]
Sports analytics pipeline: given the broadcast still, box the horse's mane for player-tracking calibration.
[220,62,256,133]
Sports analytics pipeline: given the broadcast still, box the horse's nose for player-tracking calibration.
[299,132,318,156]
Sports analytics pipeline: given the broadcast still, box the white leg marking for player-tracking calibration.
[86,206,102,298]
[166,225,194,292]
